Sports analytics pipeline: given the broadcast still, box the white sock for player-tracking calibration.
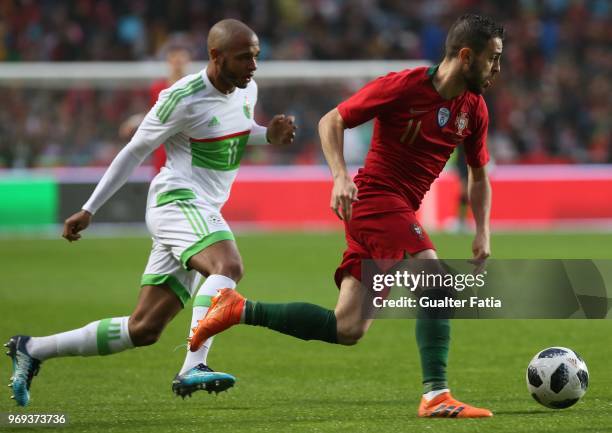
[423,388,450,401]
[26,316,134,361]
[179,274,236,375]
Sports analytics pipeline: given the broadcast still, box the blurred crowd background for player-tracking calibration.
[0,0,610,168]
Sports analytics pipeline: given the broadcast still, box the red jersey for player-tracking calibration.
[150,79,169,174]
[337,65,489,210]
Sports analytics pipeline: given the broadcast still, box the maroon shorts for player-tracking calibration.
[334,192,435,288]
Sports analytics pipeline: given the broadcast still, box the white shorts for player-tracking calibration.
[140,189,235,306]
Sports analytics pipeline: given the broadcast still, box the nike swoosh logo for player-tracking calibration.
[409,108,428,114]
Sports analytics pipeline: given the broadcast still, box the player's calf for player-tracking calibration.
[128,317,165,347]
[334,275,373,345]
[128,284,183,346]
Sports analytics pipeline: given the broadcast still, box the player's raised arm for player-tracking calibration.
[63,94,189,242]
[319,108,357,221]
[468,165,491,260]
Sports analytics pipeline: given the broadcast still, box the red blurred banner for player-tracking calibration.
[224,166,612,230]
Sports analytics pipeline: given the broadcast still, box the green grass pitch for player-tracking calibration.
[1,231,611,432]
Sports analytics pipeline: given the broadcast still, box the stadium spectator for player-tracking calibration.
[0,0,609,167]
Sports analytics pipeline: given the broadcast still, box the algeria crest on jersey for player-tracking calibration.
[437,107,450,127]
[243,97,251,119]
[207,213,224,227]
[455,112,469,136]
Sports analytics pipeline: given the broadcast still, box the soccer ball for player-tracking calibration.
[526,347,589,409]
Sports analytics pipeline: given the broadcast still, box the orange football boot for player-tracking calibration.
[418,392,493,418]
[189,288,245,352]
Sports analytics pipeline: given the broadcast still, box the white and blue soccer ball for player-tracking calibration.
[526,347,589,409]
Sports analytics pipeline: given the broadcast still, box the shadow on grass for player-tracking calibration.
[492,408,553,415]
[289,398,405,407]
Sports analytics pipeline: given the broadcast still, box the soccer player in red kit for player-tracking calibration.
[189,14,504,418]
[119,40,193,175]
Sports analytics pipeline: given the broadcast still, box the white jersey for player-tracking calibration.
[82,69,267,214]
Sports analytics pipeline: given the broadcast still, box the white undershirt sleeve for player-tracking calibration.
[82,95,189,214]
[82,142,149,214]
[247,121,268,146]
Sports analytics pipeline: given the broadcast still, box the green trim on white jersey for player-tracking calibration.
[190,130,250,171]
[156,76,206,123]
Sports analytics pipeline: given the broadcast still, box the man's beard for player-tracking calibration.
[464,61,485,94]
[220,63,247,89]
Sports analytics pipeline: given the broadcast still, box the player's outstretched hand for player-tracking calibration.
[63,210,92,242]
[470,231,491,273]
[331,174,358,221]
[266,114,296,145]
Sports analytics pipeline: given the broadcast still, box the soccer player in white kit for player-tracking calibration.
[6,19,296,406]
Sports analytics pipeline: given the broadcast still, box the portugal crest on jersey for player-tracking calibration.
[455,112,469,136]
[437,107,450,127]
[411,223,424,240]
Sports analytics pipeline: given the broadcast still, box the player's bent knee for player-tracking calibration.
[128,317,164,347]
[213,260,244,282]
[336,325,365,346]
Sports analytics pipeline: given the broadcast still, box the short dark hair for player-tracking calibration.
[158,34,195,59]
[444,14,505,58]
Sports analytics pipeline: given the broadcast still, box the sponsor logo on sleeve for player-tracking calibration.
[437,107,450,127]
